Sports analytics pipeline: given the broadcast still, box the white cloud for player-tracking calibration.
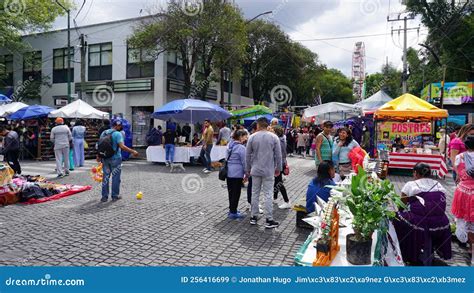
[54,0,426,78]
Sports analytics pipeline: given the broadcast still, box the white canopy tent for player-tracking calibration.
[354,90,393,112]
[0,102,28,117]
[49,99,108,119]
[303,102,362,123]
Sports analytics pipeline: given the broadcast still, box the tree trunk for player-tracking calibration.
[220,68,225,105]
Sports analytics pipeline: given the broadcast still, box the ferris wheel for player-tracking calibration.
[352,42,366,102]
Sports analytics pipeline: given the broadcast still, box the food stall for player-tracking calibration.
[374,94,449,178]
[303,102,363,124]
[147,99,231,163]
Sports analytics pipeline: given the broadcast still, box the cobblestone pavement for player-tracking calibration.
[0,156,471,266]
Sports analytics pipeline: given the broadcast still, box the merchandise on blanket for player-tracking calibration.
[0,191,20,206]
[0,164,14,186]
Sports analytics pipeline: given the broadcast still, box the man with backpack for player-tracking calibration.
[98,119,139,202]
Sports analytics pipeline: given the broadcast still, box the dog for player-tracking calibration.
[169,163,186,173]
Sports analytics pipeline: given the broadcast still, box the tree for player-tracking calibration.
[0,0,73,79]
[405,0,473,81]
[365,63,403,99]
[0,0,73,50]
[129,0,247,99]
[317,69,354,104]
[11,75,51,102]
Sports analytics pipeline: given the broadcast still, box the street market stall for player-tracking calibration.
[0,164,91,207]
[229,105,272,120]
[49,99,110,158]
[147,99,231,163]
[8,105,55,160]
[374,93,449,178]
[355,90,393,115]
[0,102,28,117]
[303,102,362,124]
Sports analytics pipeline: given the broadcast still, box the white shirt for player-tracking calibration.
[401,178,446,197]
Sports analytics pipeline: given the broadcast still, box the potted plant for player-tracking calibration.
[333,167,406,265]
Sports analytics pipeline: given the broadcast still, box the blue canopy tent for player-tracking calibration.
[0,94,12,104]
[152,99,232,123]
[8,105,55,120]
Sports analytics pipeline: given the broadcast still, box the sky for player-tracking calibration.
[53,0,426,77]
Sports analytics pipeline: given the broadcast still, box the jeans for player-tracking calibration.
[101,156,122,199]
[165,144,175,163]
[5,149,21,174]
[227,177,243,214]
[200,144,213,170]
[54,147,70,175]
[251,176,275,220]
[73,138,85,167]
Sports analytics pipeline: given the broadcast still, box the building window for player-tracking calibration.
[23,51,42,81]
[53,47,74,84]
[88,42,112,81]
[223,70,231,93]
[241,70,250,97]
[0,55,13,87]
[126,46,154,79]
[166,51,185,81]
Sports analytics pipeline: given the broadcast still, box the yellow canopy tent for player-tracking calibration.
[374,93,448,120]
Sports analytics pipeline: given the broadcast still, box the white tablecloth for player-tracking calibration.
[146,145,228,163]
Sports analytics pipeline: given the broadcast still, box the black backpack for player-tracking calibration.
[97,131,117,159]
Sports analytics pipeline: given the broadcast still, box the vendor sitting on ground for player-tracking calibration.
[305,161,336,213]
[392,136,405,151]
[393,162,452,266]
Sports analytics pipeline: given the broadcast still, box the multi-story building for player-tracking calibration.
[0,16,254,145]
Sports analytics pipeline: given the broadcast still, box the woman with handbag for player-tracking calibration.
[273,126,291,209]
[226,130,248,219]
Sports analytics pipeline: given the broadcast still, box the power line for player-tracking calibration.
[293,30,426,42]
[74,0,87,20]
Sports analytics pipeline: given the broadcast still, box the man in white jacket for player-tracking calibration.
[51,117,72,178]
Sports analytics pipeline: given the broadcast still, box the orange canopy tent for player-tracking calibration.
[374,93,448,120]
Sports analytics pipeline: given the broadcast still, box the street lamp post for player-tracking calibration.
[56,1,71,103]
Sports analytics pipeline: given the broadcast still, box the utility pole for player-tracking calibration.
[79,34,87,100]
[388,14,417,94]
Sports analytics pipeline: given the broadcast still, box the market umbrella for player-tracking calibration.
[0,94,12,104]
[355,90,393,113]
[303,102,362,122]
[230,105,272,119]
[0,102,28,117]
[49,99,109,119]
[152,99,232,123]
[374,93,448,120]
[8,105,55,120]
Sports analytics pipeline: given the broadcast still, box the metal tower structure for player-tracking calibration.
[352,42,366,102]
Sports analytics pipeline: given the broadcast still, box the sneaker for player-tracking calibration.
[202,168,208,172]
[278,202,291,209]
[250,216,258,225]
[265,219,280,229]
[273,199,280,205]
[65,172,70,176]
[56,174,64,178]
[100,197,108,203]
[203,169,211,174]
[111,196,122,201]
[258,204,264,214]
[165,162,170,167]
[228,212,246,220]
